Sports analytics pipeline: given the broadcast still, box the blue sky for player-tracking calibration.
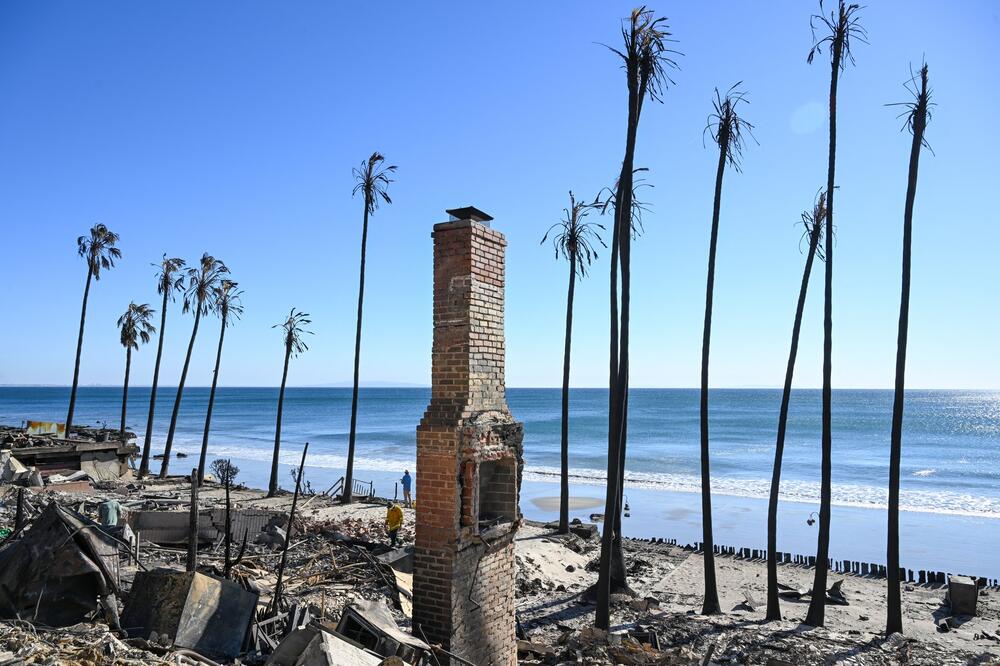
[0,1,997,389]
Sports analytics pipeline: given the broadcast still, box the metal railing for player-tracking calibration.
[322,476,374,500]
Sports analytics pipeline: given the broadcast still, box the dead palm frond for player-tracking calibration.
[154,255,186,298]
[118,302,156,350]
[183,254,229,316]
[352,152,397,215]
[705,84,757,172]
[541,192,606,278]
[595,169,654,239]
[807,0,868,69]
[274,308,312,357]
[605,7,681,104]
[888,63,934,154]
[799,189,830,261]
[213,280,244,325]
[78,224,121,280]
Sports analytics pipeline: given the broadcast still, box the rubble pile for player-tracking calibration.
[0,621,167,665]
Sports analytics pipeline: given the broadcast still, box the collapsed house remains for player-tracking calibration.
[0,424,138,491]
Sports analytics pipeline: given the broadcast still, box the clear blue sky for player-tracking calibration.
[1,1,997,389]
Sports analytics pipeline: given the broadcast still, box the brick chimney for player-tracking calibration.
[413,207,524,666]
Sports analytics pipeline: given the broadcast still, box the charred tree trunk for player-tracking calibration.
[187,467,199,572]
[274,443,309,610]
[699,125,730,616]
[120,346,132,444]
[806,33,843,629]
[887,64,929,637]
[66,267,94,435]
[766,219,823,621]
[160,307,203,478]
[558,254,578,534]
[223,472,233,577]
[198,313,228,485]
[344,203,371,505]
[140,288,170,477]
[268,344,292,497]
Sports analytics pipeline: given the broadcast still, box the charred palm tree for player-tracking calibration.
[159,254,229,478]
[699,85,754,615]
[139,256,185,477]
[541,192,604,534]
[598,172,652,590]
[67,224,121,435]
[805,0,866,628]
[268,309,312,497]
[117,302,156,443]
[197,280,244,485]
[766,191,827,621]
[886,63,932,636]
[596,7,677,630]
[343,152,396,505]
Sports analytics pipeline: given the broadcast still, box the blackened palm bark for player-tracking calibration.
[186,467,199,572]
[596,90,635,633]
[197,312,228,485]
[269,343,292,497]
[699,122,730,616]
[274,443,309,609]
[66,266,94,435]
[223,473,233,577]
[766,206,823,621]
[558,253,577,534]
[343,203,369,506]
[119,346,132,443]
[806,27,843,629]
[140,286,171,477]
[887,64,930,637]
[159,307,202,478]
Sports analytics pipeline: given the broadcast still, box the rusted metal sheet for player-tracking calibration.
[26,421,65,438]
[121,569,258,660]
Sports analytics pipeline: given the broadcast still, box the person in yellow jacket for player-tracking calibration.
[385,502,404,547]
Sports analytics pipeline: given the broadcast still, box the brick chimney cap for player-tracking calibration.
[446,206,494,223]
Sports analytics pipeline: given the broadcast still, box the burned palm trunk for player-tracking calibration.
[766,200,824,622]
[887,63,930,637]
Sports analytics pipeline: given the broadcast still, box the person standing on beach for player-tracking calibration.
[385,501,404,547]
[400,469,412,508]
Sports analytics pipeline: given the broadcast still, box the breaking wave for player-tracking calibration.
[178,439,1000,520]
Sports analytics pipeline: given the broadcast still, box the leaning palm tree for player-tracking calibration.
[805,0,865,628]
[596,7,677,631]
[886,63,932,637]
[268,308,312,497]
[698,84,754,615]
[139,256,186,478]
[67,224,121,436]
[117,302,156,443]
[766,191,827,622]
[196,280,244,486]
[343,152,396,505]
[542,192,604,534]
[159,254,229,478]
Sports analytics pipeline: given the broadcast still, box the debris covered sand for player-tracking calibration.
[0,477,997,665]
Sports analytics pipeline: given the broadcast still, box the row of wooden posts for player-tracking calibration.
[624,536,1000,589]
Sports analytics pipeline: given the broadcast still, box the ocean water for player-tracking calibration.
[2,386,998,519]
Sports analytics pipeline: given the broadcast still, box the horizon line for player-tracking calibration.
[1,384,997,392]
